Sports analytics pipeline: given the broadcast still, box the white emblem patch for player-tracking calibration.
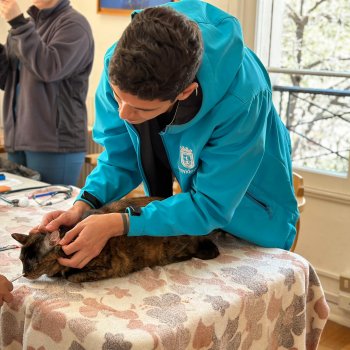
[180,146,195,169]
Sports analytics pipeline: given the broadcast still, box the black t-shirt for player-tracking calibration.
[133,83,203,198]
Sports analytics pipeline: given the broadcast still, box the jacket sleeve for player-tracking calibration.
[0,44,9,90]
[76,47,142,205]
[7,17,93,82]
[127,90,271,237]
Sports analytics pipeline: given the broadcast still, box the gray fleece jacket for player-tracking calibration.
[0,0,94,152]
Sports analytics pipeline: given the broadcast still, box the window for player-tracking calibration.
[256,0,350,195]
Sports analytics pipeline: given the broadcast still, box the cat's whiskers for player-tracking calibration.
[11,273,25,282]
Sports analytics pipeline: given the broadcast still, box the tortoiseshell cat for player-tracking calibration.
[12,197,220,283]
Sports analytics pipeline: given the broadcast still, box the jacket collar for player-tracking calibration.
[28,0,70,21]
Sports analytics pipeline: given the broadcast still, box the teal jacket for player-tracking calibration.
[78,0,299,249]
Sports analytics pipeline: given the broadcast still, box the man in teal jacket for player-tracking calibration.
[41,1,299,269]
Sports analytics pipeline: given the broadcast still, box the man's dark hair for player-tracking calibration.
[109,6,203,101]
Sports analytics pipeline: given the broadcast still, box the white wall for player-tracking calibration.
[70,0,130,106]
[295,193,350,327]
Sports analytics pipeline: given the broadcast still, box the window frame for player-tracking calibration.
[254,0,350,197]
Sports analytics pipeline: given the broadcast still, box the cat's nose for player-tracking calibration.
[22,269,36,279]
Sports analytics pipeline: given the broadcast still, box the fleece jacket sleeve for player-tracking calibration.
[7,15,93,82]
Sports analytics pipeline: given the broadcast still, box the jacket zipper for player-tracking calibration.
[246,192,272,218]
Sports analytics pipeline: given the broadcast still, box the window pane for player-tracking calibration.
[271,0,350,176]
[281,0,350,72]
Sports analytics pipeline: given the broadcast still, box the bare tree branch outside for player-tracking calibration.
[273,0,350,175]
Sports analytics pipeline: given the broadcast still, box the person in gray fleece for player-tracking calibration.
[0,0,94,185]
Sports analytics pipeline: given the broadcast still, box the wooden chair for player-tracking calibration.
[85,153,99,167]
[290,172,306,252]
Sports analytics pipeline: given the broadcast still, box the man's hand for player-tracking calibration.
[0,275,13,307]
[29,201,91,235]
[0,0,22,22]
[58,213,125,269]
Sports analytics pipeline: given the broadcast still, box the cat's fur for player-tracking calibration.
[12,197,220,283]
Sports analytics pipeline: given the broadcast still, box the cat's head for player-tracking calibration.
[11,230,67,280]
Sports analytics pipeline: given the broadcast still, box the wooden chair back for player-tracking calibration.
[291,172,306,252]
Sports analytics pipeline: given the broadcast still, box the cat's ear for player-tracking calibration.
[11,233,29,245]
[48,230,61,246]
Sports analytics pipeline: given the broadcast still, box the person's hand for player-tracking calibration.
[0,0,22,22]
[58,213,125,269]
[0,275,13,306]
[29,201,92,235]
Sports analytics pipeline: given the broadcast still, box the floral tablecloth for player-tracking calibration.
[0,190,329,350]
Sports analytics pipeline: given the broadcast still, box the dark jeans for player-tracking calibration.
[8,150,85,186]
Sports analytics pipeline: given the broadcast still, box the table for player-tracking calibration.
[0,171,47,191]
[0,177,329,350]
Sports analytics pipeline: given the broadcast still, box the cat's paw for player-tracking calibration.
[66,274,84,283]
[195,239,220,260]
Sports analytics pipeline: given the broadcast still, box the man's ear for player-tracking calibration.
[177,82,199,101]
